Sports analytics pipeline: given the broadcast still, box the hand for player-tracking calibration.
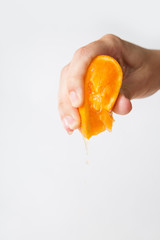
[58,34,160,134]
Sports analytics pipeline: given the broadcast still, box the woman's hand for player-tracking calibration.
[58,34,160,134]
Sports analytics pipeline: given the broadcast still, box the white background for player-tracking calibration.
[0,0,160,239]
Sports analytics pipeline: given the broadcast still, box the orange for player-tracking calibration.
[79,55,123,139]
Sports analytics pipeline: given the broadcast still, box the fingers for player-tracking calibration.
[113,94,132,115]
[58,64,81,134]
[58,100,80,134]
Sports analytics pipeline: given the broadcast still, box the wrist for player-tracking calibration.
[147,49,160,92]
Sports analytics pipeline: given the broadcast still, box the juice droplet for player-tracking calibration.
[82,136,90,164]
[83,136,89,155]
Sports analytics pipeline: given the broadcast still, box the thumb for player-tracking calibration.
[113,94,132,115]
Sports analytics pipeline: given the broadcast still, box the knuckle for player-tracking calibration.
[74,46,90,59]
[101,33,116,41]
[101,34,121,46]
[61,64,69,76]
[58,101,65,114]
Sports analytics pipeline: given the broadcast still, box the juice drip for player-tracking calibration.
[83,136,89,155]
[82,137,90,164]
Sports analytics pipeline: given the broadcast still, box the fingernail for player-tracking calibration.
[67,130,73,135]
[63,115,77,130]
[69,88,82,107]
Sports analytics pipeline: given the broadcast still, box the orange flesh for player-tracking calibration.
[79,55,123,140]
